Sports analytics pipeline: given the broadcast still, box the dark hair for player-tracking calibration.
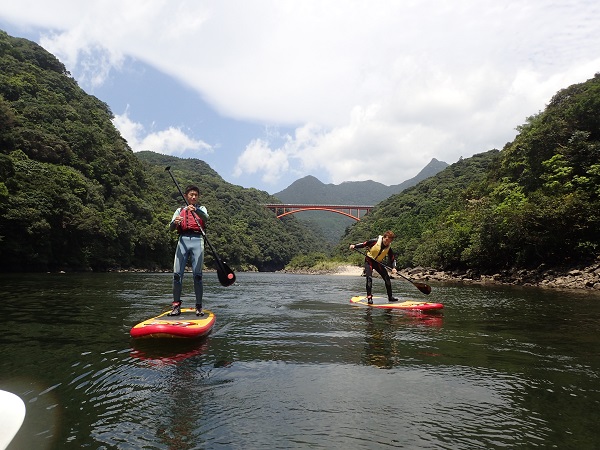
[383,230,396,239]
[184,185,200,195]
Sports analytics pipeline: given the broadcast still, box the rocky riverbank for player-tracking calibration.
[298,260,600,291]
[401,260,600,291]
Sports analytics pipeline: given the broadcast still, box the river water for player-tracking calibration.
[0,272,599,449]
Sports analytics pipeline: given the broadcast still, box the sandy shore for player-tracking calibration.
[332,265,364,276]
[279,264,364,276]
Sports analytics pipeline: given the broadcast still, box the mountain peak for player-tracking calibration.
[274,159,448,204]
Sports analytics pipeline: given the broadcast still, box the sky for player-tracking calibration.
[1,1,599,194]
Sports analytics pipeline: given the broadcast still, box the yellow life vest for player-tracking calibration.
[367,235,390,262]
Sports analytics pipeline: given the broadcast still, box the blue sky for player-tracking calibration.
[1,1,599,194]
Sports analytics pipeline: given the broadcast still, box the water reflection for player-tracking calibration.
[361,309,444,369]
[128,337,239,449]
[131,337,210,366]
[155,360,205,450]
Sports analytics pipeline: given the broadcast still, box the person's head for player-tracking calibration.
[382,230,395,245]
[184,185,200,203]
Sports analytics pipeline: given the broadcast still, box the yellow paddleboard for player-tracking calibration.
[350,296,443,311]
[130,308,216,338]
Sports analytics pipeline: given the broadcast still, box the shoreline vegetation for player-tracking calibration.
[88,260,599,291]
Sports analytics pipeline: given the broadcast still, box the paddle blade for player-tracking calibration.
[216,260,236,287]
[414,282,431,295]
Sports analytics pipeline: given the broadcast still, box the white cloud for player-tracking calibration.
[113,108,212,155]
[234,108,454,185]
[2,0,600,189]
[233,139,290,184]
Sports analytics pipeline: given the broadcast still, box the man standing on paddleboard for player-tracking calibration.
[349,230,398,304]
[169,185,209,317]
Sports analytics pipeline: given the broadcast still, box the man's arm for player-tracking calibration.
[169,207,182,231]
[350,238,377,250]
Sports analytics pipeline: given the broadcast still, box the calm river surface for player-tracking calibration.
[1,272,599,449]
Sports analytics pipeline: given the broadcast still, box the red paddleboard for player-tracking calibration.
[130,308,216,339]
[350,296,443,311]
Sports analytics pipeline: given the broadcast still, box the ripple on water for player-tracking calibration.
[2,273,600,449]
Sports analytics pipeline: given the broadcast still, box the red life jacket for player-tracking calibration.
[177,207,205,233]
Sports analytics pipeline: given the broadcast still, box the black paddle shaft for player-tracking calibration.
[165,166,236,287]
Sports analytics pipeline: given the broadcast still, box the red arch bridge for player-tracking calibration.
[263,204,374,221]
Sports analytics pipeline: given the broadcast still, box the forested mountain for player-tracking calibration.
[0,30,323,272]
[274,158,448,205]
[339,73,600,273]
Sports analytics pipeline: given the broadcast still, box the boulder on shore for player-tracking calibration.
[400,261,600,291]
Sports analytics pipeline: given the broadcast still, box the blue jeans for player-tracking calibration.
[173,235,204,306]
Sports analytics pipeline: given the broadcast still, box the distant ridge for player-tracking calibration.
[274,158,448,204]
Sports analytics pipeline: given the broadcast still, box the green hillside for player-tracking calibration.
[339,73,600,272]
[0,30,323,272]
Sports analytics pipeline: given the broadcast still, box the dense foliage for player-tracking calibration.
[0,30,323,272]
[338,74,600,272]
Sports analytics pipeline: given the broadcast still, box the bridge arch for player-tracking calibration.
[263,204,373,221]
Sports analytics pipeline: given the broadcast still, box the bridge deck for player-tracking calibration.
[263,203,374,221]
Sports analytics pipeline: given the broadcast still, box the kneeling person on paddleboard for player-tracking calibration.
[350,230,398,304]
[169,185,209,317]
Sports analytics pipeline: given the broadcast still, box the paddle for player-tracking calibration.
[353,248,431,295]
[165,166,236,287]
